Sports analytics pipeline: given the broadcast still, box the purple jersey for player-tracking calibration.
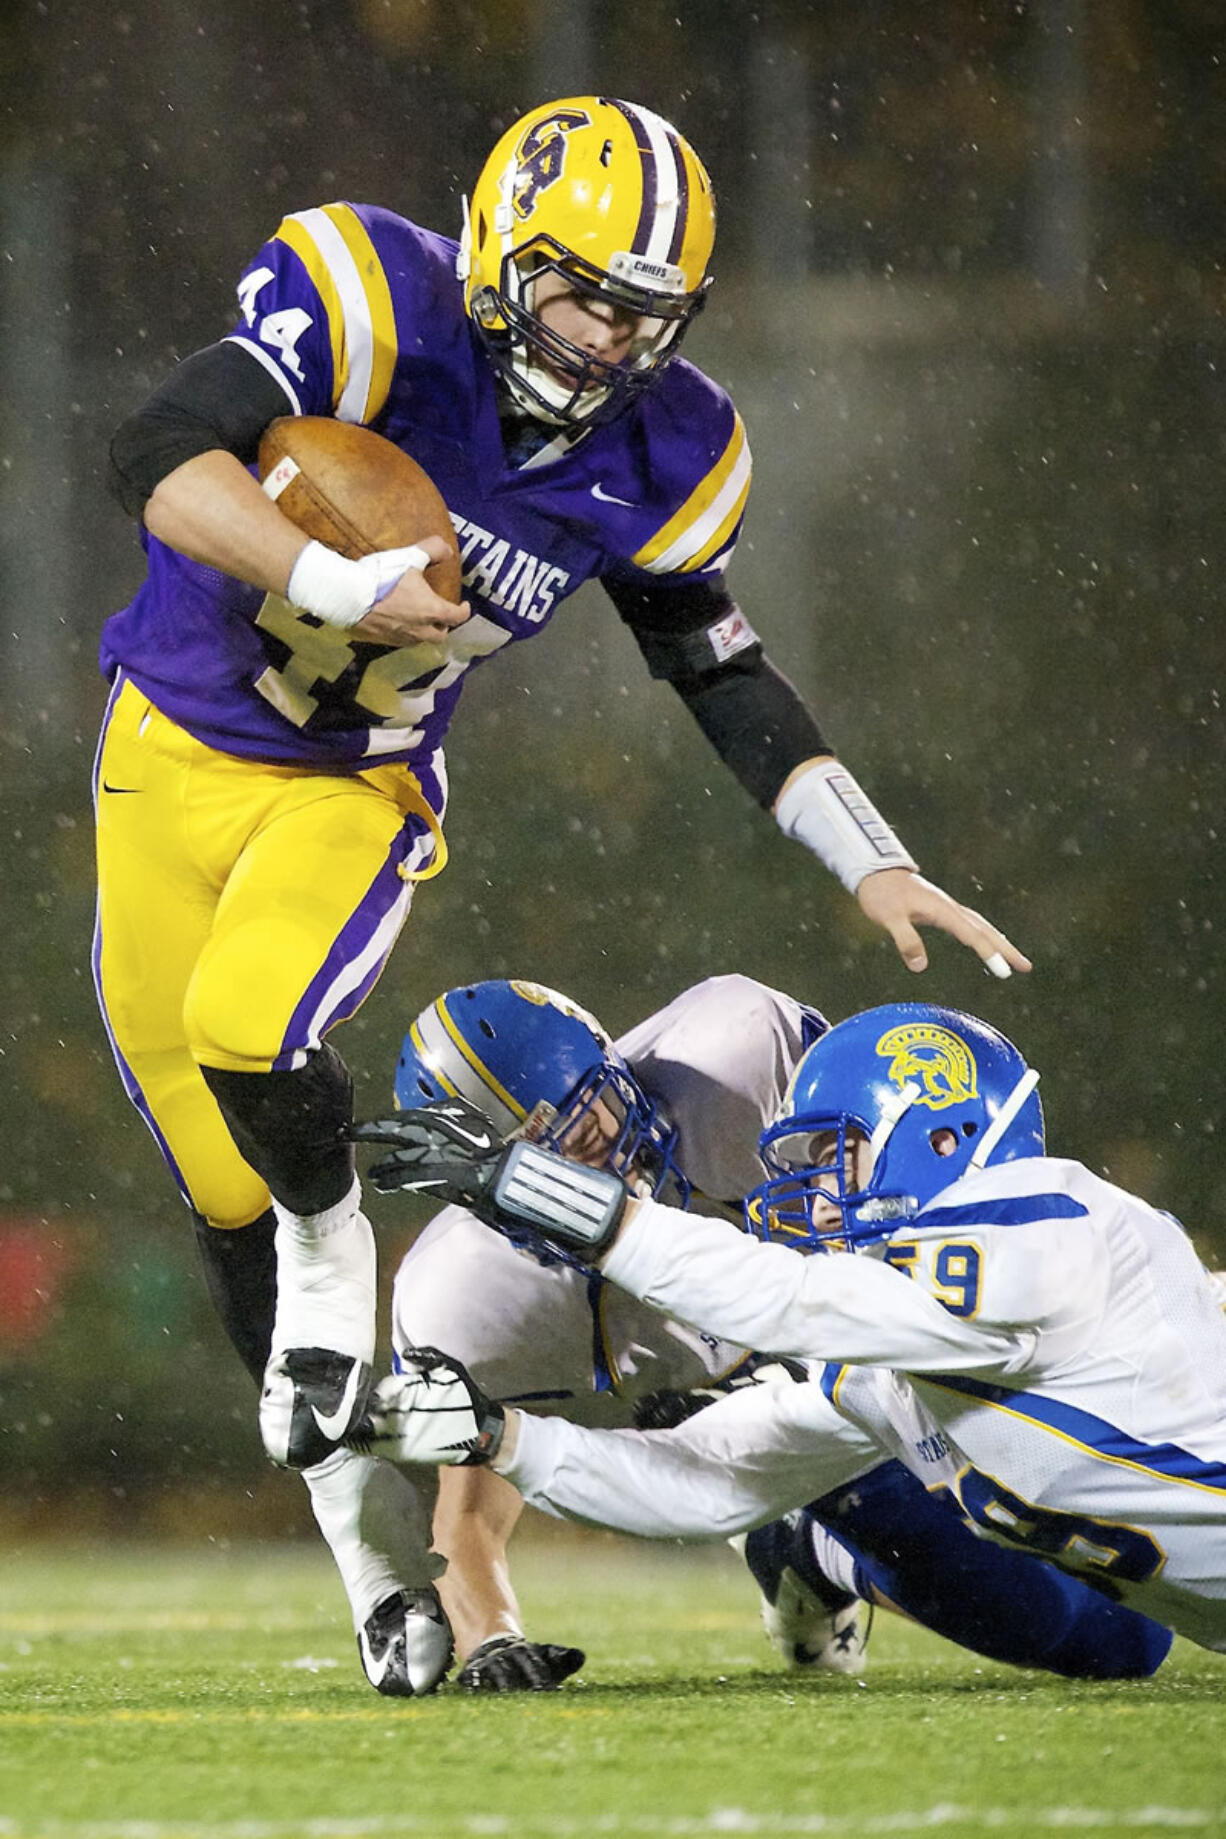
[100,204,752,808]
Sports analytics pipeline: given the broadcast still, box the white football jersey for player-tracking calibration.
[392,975,820,1424]
[509,1156,1226,1650]
[614,973,824,1205]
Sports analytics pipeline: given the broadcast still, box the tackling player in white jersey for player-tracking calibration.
[355,1000,1226,1657]
[384,973,823,1687]
[352,988,1174,1684]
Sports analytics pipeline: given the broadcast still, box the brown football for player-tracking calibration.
[258,416,463,604]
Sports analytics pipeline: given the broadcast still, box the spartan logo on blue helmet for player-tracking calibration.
[746,1003,1043,1252]
[875,1021,977,1110]
[393,979,690,1205]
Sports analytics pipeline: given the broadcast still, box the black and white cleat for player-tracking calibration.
[358,1586,454,1697]
[737,1510,871,1676]
[260,1348,374,1471]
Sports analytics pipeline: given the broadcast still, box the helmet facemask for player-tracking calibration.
[471,235,708,429]
[746,1112,904,1254]
[744,1004,1045,1255]
[531,1059,691,1207]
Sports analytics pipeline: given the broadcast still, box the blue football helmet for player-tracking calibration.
[394,978,690,1204]
[746,1003,1043,1251]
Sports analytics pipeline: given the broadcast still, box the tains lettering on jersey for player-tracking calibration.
[450,514,570,623]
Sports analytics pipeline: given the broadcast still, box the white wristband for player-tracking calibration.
[775,758,917,894]
[285,538,433,630]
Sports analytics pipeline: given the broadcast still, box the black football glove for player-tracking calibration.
[348,1097,630,1259]
[632,1387,721,1431]
[457,1635,586,1693]
[348,1095,503,1192]
[633,1357,812,1431]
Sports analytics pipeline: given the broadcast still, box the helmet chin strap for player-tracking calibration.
[970,1068,1041,1168]
[456,194,473,281]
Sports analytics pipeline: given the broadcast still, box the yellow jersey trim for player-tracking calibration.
[633,412,751,575]
[275,205,398,424]
[275,215,346,408]
[320,204,398,424]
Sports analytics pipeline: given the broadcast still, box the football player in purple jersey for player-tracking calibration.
[95,97,1029,1695]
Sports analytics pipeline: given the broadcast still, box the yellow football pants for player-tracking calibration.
[93,678,445,1230]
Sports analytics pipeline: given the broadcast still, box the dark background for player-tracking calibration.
[2,0,1223,1528]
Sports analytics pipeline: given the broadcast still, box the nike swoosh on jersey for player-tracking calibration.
[311,1358,366,1439]
[101,781,143,794]
[590,482,636,507]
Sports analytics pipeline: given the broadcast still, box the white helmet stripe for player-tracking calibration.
[868,1080,920,1173]
[494,154,520,286]
[970,1068,1041,1168]
[613,99,683,267]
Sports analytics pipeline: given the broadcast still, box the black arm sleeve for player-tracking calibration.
[603,569,831,809]
[670,654,831,809]
[108,340,295,517]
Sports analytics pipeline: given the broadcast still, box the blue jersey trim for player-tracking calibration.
[922,1372,1226,1494]
[588,1272,615,1395]
[820,1362,848,1405]
[917,1193,1090,1232]
[798,1005,829,1053]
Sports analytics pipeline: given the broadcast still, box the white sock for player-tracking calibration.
[270,1177,376,1363]
[807,1520,861,1599]
[304,1447,446,1630]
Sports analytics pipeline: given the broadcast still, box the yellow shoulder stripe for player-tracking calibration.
[275,214,345,407]
[633,412,752,575]
[274,204,398,423]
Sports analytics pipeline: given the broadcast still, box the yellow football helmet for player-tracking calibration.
[458,96,716,427]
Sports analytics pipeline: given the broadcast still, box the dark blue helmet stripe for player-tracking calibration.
[604,97,657,257]
[665,128,689,265]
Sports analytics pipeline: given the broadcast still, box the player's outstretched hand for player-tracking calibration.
[856,868,1032,979]
[349,1102,630,1257]
[348,1096,502,1196]
[348,1349,506,1468]
[457,1635,586,1693]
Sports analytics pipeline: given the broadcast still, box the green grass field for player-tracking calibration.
[0,1530,1221,1839]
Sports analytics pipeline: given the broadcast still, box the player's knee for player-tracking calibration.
[199,1044,355,1217]
[1041,1603,1173,1680]
[183,921,299,1070]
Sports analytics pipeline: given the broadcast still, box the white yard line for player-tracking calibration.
[0,1807,1221,1838]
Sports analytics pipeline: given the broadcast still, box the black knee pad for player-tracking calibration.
[193,1207,277,1387]
[201,1041,355,1216]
